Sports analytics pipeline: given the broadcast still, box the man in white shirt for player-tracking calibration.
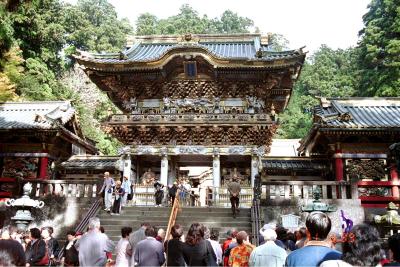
[98,172,115,211]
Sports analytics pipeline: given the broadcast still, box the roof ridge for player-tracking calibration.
[0,100,71,105]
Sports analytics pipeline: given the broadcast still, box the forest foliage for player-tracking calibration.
[0,0,399,151]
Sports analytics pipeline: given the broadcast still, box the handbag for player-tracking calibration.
[35,240,50,266]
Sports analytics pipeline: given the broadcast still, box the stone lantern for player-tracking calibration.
[5,183,45,230]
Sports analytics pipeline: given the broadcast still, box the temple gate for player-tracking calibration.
[76,33,306,206]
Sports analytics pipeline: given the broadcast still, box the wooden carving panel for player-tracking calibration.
[110,125,276,146]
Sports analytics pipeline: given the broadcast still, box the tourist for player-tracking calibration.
[134,226,165,267]
[184,181,192,206]
[258,224,285,249]
[75,217,115,266]
[276,226,295,251]
[164,224,186,267]
[295,227,307,249]
[168,182,178,206]
[223,230,238,267]
[320,224,382,267]
[156,228,165,242]
[115,227,133,267]
[207,228,223,265]
[127,222,150,266]
[41,226,60,265]
[22,232,31,251]
[127,182,134,206]
[10,228,23,245]
[227,178,241,218]
[385,232,400,266]
[249,228,287,267]
[0,238,26,266]
[98,172,115,212]
[61,230,79,267]
[181,223,217,266]
[0,227,10,239]
[154,180,164,207]
[111,180,125,215]
[25,227,47,267]
[121,176,131,207]
[0,250,14,267]
[228,231,255,267]
[179,180,186,204]
[285,212,342,267]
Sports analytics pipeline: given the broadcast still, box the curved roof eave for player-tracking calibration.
[75,45,306,71]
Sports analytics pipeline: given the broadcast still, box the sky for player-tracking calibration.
[66,0,371,54]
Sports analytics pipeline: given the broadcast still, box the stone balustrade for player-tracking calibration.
[27,179,100,198]
[261,180,355,201]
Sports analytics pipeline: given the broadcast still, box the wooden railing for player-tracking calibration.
[165,189,181,240]
[251,199,262,246]
[357,180,399,206]
[26,179,100,198]
[261,181,355,200]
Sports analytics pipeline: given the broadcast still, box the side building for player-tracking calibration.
[299,97,400,208]
[0,101,97,197]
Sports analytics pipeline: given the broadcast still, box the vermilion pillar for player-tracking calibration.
[39,157,48,179]
[335,149,344,181]
[391,164,399,199]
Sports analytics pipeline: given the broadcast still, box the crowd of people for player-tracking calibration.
[1,211,400,267]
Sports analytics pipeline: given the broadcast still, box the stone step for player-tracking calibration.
[101,221,251,230]
[121,206,249,212]
[98,211,250,219]
[99,216,250,224]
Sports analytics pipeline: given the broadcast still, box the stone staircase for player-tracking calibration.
[176,207,252,241]
[97,205,252,244]
[98,206,172,243]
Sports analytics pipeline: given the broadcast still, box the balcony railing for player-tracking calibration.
[109,113,273,124]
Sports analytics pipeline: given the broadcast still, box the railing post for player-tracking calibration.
[351,180,359,200]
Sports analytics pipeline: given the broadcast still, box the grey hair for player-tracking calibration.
[0,250,14,267]
[261,228,277,241]
[88,217,101,230]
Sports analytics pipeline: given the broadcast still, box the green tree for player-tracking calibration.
[135,4,254,35]
[357,0,400,96]
[135,13,159,35]
[63,0,132,54]
[276,89,314,139]
[0,3,14,59]
[299,45,359,97]
[217,10,253,33]
[278,45,359,138]
[10,0,66,72]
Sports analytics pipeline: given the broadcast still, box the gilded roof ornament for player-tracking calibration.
[177,33,200,45]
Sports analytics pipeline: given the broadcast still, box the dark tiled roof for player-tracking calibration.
[61,156,120,170]
[314,98,400,128]
[0,101,75,130]
[77,34,304,64]
[262,159,327,171]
